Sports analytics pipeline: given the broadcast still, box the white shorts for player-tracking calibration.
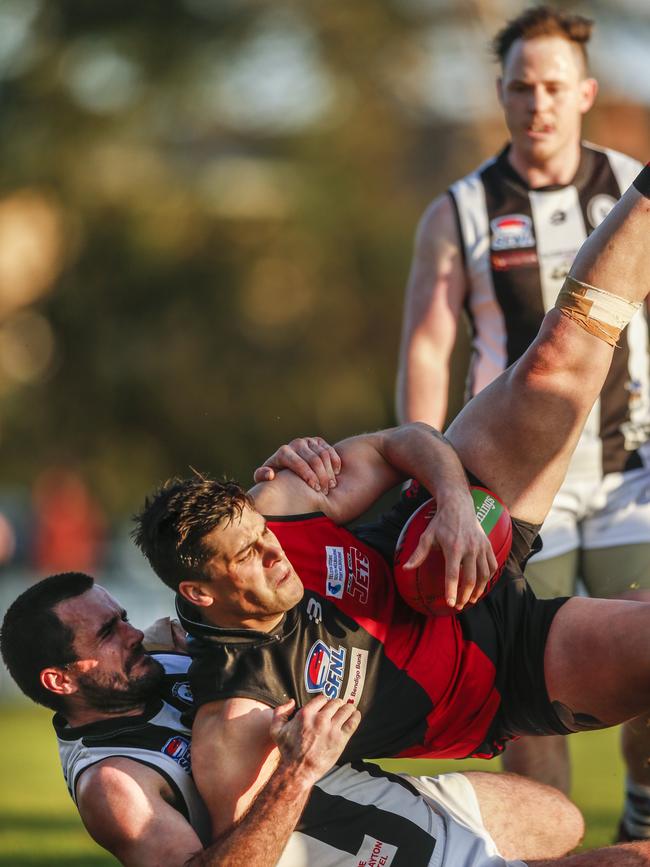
[530,465,650,562]
[276,766,526,866]
[410,773,527,867]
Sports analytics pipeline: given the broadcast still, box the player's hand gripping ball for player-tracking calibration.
[394,486,512,616]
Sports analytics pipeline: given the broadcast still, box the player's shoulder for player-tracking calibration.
[416,193,458,247]
[77,755,165,807]
[583,141,642,187]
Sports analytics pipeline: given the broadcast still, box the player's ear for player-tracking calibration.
[579,77,598,113]
[178,580,214,607]
[496,76,504,106]
[40,666,77,697]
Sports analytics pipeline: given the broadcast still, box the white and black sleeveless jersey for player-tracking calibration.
[450,142,649,479]
[54,653,210,846]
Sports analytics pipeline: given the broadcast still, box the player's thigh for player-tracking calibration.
[446,313,614,525]
[582,543,650,598]
[464,771,583,860]
[544,596,650,726]
[525,550,578,599]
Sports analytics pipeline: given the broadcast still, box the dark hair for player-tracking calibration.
[1,572,94,711]
[132,476,253,592]
[492,5,593,69]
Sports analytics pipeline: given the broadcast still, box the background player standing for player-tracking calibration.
[396,6,650,840]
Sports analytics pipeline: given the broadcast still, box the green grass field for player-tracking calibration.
[0,704,625,865]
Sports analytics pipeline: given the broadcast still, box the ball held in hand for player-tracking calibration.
[393,486,512,616]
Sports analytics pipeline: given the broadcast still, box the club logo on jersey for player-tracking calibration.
[325,545,346,598]
[162,736,192,773]
[587,194,617,228]
[356,834,398,867]
[490,214,535,250]
[171,681,194,705]
[304,639,346,698]
[346,547,370,604]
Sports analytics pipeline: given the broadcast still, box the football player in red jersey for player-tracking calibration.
[133,167,650,849]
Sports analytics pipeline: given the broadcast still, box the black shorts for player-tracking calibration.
[353,477,572,751]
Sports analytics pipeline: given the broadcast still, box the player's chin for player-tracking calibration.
[129,650,161,677]
[279,572,304,607]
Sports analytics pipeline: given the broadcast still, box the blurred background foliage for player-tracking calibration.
[0,0,649,516]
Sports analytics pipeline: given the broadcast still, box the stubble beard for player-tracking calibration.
[76,652,165,714]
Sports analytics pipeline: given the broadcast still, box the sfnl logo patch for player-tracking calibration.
[162,735,192,774]
[304,639,346,699]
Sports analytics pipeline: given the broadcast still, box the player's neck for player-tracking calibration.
[201,606,285,633]
[507,141,581,189]
[64,703,147,728]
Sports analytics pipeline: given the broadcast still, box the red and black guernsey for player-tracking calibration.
[179,485,566,761]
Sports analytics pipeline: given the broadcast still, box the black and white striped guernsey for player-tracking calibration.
[54,652,445,864]
[449,142,650,479]
[54,653,211,846]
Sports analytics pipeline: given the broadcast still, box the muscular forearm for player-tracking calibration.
[186,764,313,867]
[395,349,450,428]
[380,422,470,500]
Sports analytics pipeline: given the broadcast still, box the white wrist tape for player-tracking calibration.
[555,276,641,346]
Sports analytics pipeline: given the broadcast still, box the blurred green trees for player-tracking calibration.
[0,0,647,512]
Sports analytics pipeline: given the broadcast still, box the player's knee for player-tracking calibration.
[495,771,584,857]
[549,790,585,855]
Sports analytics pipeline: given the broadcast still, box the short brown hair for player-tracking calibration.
[492,5,593,69]
[1,572,94,711]
[132,476,253,591]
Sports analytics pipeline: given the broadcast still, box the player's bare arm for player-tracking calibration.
[207,695,361,867]
[190,695,360,859]
[76,758,205,867]
[395,193,467,427]
[252,423,497,609]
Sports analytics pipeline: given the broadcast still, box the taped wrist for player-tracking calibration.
[555,276,641,347]
[633,164,650,199]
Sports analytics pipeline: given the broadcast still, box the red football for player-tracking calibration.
[393,486,512,616]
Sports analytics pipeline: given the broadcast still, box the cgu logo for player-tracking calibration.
[304,639,346,698]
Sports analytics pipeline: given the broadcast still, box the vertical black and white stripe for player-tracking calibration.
[449,143,649,478]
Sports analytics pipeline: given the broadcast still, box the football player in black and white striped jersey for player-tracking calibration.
[0,571,590,867]
[396,5,650,838]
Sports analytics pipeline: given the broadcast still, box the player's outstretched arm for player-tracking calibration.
[252,423,496,609]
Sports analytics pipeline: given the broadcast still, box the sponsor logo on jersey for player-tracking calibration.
[306,596,323,623]
[356,834,398,867]
[162,735,192,773]
[171,681,194,705]
[490,213,535,250]
[550,209,566,225]
[304,639,346,698]
[341,647,368,706]
[325,545,346,598]
[491,249,538,271]
[346,547,370,604]
[587,194,617,228]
